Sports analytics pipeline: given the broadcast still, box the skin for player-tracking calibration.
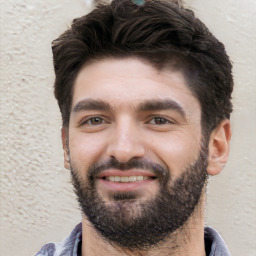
[62,57,231,256]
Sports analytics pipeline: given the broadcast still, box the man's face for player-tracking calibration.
[64,58,208,248]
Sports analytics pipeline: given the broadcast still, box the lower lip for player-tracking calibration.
[97,178,156,192]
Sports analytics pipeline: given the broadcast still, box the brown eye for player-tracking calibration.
[151,117,169,125]
[90,117,103,125]
[85,117,105,125]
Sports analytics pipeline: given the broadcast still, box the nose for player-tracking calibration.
[106,117,146,163]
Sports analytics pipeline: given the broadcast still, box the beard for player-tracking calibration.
[69,146,209,250]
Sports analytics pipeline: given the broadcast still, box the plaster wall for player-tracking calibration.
[1,0,255,255]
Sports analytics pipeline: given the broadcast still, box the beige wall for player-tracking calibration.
[1,0,255,255]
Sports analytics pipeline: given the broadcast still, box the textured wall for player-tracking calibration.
[1,0,255,255]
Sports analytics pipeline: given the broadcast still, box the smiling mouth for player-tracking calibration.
[102,176,157,182]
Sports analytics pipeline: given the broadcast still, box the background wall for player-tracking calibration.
[1,0,255,255]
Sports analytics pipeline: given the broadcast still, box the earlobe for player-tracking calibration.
[61,127,71,170]
[207,119,231,176]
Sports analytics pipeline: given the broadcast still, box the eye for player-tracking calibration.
[149,117,171,125]
[82,116,105,126]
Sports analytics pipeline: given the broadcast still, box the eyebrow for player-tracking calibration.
[72,99,111,112]
[72,98,186,118]
[138,99,186,118]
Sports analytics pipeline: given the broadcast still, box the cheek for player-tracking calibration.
[68,132,108,168]
[148,131,201,176]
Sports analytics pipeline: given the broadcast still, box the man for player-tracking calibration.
[36,0,233,255]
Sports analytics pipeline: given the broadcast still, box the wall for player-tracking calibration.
[1,0,255,255]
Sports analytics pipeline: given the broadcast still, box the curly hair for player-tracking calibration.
[52,0,233,136]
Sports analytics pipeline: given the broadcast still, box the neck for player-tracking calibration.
[81,195,206,256]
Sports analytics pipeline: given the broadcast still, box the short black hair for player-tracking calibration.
[52,0,233,136]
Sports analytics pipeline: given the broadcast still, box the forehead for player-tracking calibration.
[72,57,200,115]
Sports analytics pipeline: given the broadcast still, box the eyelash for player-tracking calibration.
[79,115,175,127]
[147,116,174,125]
[80,116,107,126]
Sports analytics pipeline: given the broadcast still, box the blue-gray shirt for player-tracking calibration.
[35,223,231,256]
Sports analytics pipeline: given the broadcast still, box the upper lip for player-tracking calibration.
[97,169,157,178]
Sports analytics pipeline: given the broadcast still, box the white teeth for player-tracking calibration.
[129,176,137,182]
[114,176,121,182]
[105,176,152,182]
[137,176,143,181]
[120,176,129,182]
[109,176,115,182]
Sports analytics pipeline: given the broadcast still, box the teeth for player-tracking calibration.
[114,176,121,182]
[105,176,151,182]
[109,176,115,182]
[137,176,143,181]
[129,176,137,182]
[121,176,129,182]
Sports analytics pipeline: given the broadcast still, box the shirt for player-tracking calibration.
[35,223,231,256]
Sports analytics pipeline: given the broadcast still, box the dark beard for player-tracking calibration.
[70,147,208,250]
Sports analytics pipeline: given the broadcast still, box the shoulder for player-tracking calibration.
[34,242,59,256]
[204,226,231,256]
[34,223,82,256]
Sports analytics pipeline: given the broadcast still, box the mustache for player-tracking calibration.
[87,157,170,182]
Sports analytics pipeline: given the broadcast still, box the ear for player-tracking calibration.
[61,127,71,170]
[207,119,231,176]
